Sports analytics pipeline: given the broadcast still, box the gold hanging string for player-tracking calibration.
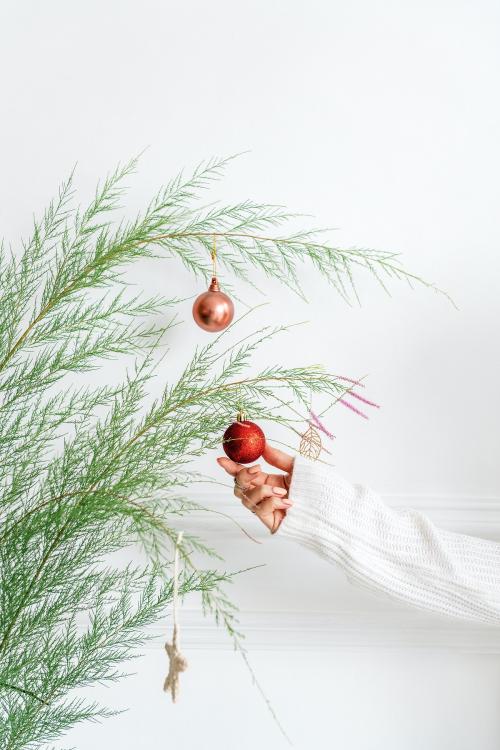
[211,234,217,277]
[236,382,246,422]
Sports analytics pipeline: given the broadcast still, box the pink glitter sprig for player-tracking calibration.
[336,375,366,388]
[309,410,335,439]
[347,391,380,409]
[339,398,369,419]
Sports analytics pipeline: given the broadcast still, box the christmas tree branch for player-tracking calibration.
[0,156,442,749]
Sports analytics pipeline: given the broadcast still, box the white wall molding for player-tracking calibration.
[182,491,500,538]
[155,491,500,654]
[144,609,500,653]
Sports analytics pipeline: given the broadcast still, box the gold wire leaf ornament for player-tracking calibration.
[299,425,322,460]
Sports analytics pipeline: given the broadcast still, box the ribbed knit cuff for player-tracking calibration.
[280,457,500,626]
[279,455,337,545]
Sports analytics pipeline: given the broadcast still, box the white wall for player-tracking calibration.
[1,1,500,748]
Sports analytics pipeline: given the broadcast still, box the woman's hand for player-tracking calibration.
[217,445,295,533]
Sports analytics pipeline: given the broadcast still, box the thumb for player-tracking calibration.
[217,456,244,476]
[262,444,294,473]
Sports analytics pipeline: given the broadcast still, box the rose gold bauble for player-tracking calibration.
[192,277,234,333]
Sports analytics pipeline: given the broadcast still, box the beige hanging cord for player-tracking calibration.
[163,531,188,702]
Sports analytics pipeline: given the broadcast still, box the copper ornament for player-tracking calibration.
[192,276,234,333]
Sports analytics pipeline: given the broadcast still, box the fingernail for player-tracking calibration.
[283,501,293,507]
[273,487,287,496]
[248,465,260,474]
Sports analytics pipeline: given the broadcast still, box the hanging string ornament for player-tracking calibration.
[163,531,188,703]
[223,410,266,464]
[192,236,234,332]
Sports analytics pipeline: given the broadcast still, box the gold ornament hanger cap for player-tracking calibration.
[208,236,220,291]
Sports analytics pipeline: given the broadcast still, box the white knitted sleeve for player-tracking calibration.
[280,456,500,625]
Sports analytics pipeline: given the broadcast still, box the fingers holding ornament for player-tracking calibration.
[218,425,292,534]
[237,483,290,511]
[253,496,289,534]
[217,456,288,492]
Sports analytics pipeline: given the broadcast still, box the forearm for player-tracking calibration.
[280,456,500,625]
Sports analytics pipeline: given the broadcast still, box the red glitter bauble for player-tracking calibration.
[222,419,266,464]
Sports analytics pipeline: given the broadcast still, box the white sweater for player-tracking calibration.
[280,456,500,625]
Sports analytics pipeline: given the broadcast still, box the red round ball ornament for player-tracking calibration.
[192,277,234,333]
[222,416,266,464]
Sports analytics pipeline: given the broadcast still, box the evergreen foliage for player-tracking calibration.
[0,156,437,749]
